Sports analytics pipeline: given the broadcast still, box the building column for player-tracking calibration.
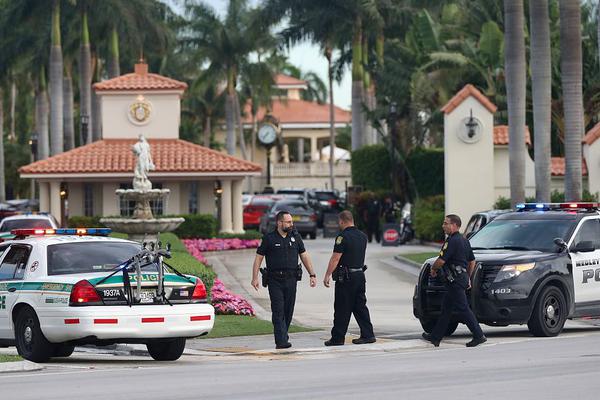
[232,179,244,233]
[220,180,233,233]
[39,182,50,213]
[49,181,61,223]
[102,183,119,216]
[310,136,319,161]
[297,138,304,163]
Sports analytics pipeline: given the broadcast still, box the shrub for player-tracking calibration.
[406,147,444,197]
[68,216,105,228]
[217,230,262,240]
[173,214,218,238]
[351,144,391,191]
[493,197,511,210]
[414,195,445,242]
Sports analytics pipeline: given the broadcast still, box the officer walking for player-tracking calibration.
[251,211,317,349]
[422,214,487,347]
[323,210,375,346]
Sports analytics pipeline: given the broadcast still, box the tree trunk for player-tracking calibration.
[504,0,526,206]
[560,0,583,201]
[63,62,75,151]
[204,114,211,148]
[92,57,102,141]
[49,0,64,155]
[326,46,336,191]
[351,16,364,151]
[529,0,552,202]
[9,81,16,142]
[234,92,248,160]
[0,88,6,202]
[225,90,236,155]
[108,26,120,78]
[80,8,93,144]
[36,69,50,160]
[362,37,372,145]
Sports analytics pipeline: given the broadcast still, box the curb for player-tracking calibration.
[393,255,425,269]
[0,360,43,373]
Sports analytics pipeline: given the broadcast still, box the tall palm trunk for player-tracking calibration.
[225,68,236,155]
[107,26,120,78]
[49,0,64,155]
[362,37,372,145]
[35,68,50,160]
[504,0,526,207]
[326,45,336,191]
[234,92,247,160]
[9,80,16,142]
[79,7,93,144]
[63,61,75,150]
[92,56,102,141]
[0,87,6,202]
[560,0,583,201]
[374,28,385,145]
[351,16,364,151]
[529,0,552,202]
[204,114,212,148]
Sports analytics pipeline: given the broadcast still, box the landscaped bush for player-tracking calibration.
[351,144,391,191]
[173,214,218,238]
[182,238,260,253]
[414,195,445,242]
[211,278,255,316]
[68,215,105,228]
[217,230,262,240]
[406,147,444,197]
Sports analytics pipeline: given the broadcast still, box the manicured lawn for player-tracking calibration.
[401,252,439,265]
[0,354,22,363]
[203,315,316,338]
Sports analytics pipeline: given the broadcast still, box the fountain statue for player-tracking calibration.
[100,135,184,243]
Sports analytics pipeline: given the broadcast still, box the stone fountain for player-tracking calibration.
[100,135,184,243]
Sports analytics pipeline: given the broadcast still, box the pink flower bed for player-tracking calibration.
[182,238,260,252]
[210,278,255,316]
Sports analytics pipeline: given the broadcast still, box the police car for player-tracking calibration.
[413,203,600,337]
[0,228,214,362]
[0,213,59,235]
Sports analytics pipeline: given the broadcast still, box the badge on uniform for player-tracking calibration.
[291,236,295,243]
[336,236,343,245]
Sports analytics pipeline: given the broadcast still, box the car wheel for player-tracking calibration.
[527,285,567,337]
[146,338,186,361]
[419,318,459,336]
[309,231,317,240]
[14,307,56,362]
[53,344,75,358]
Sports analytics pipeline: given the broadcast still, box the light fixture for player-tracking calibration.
[465,109,478,138]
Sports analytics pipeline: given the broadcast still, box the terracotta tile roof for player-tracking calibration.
[583,121,600,145]
[441,84,497,114]
[93,63,187,92]
[243,99,351,125]
[493,125,532,146]
[19,139,261,175]
[274,74,307,87]
[551,157,588,176]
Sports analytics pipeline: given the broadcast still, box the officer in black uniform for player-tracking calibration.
[323,210,375,346]
[251,211,317,349]
[422,214,487,347]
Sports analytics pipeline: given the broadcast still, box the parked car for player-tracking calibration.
[463,209,512,238]
[0,213,59,236]
[276,188,310,203]
[243,196,277,230]
[308,190,340,227]
[242,194,253,207]
[259,200,318,239]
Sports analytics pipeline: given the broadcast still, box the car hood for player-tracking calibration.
[422,250,560,267]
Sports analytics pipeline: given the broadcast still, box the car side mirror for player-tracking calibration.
[554,238,568,253]
[570,240,596,253]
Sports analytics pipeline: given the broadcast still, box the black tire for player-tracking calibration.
[309,231,317,239]
[53,344,75,358]
[14,307,56,362]
[419,318,459,336]
[146,338,186,361]
[528,285,567,337]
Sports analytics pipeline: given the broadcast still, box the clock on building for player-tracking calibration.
[257,123,278,146]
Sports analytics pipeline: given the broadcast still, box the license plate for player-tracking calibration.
[139,290,155,304]
[292,215,301,221]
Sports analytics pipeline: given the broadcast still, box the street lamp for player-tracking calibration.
[465,109,477,139]
[80,114,90,145]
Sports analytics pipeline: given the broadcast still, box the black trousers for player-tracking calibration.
[331,272,375,341]
[431,274,484,341]
[366,221,380,243]
[268,276,297,345]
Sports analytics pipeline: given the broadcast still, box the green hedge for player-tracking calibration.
[218,230,262,240]
[406,147,444,197]
[68,216,105,228]
[173,214,218,238]
[351,144,391,191]
[494,190,599,209]
[414,195,445,242]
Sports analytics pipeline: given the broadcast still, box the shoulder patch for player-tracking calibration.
[336,236,343,245]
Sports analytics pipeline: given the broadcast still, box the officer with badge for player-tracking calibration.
[251,211,317,349]
[323,210,375,346]
[422,214,487,347]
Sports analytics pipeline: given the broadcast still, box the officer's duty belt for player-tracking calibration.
[347,267,364,273]
[268,269,296,278]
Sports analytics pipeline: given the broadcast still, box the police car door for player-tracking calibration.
[0,244,15,338]
[568,217,600,312]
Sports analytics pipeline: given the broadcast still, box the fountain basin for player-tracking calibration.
[100,217,184,243]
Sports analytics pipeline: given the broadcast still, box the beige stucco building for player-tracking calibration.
[19,62,261,233]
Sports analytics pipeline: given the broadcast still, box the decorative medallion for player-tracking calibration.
[128,95,153,126]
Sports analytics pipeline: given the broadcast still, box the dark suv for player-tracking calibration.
[308,190,340,227]
[413,202,600,337]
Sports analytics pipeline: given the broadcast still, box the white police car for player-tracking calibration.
[0,213,59,235]
[0,228,214,362]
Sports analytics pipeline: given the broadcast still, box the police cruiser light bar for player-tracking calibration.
[515,202,600,211]
[10,227,112,236]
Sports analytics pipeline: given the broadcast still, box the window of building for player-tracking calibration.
[189,182,198,214]
[84,184,94,216]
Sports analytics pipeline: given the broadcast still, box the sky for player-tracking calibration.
[169,0,352,109]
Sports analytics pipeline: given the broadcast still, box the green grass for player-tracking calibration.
[203,315,316,338]
[0,354,22,363]
[401,252,439,265]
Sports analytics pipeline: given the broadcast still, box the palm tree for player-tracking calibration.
[0,86,5,201]
[503,0,526,207]
[49,0,64,155]
[36,66,50,161]
[559,0,584,201]
[79,3,92,144]
[529,0,552,203]
[63,60,75,150]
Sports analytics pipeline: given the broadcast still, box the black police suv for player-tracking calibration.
[413,203,600,337]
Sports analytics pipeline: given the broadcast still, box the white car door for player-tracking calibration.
[0,245,31,339]
[568,218,600,308]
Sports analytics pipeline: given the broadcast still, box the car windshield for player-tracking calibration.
[275,202,311,213]
[314,192,336,201]
[0,219,53,231]
[469,219,576,252]
[47,242,155,275]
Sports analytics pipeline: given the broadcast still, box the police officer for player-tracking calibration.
[323,210,375,346]
[422,214,487,347]
[251,211,317,349]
